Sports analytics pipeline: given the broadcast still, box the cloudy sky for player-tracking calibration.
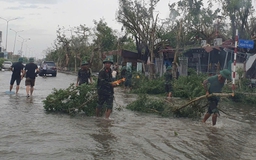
[2,0,254,60]
[0,0,173,59]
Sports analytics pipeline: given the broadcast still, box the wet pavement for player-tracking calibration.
[0,70,256,160]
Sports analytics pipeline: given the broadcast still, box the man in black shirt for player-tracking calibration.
[22,58,39,97]
[9,57,24,93]
[96,57,117,119]
[76,61,92,86]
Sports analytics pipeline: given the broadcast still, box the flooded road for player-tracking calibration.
[0,70,256,160]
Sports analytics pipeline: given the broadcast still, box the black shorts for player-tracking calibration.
[97,94,114,109]
[10,76,22,85]
[207,100,219,114]
[165,84,172,93]
[25,78,35,87]
[42,69,47,75]
[124,80,132,87]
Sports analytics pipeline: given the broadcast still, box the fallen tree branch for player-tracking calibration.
[77,94,98,109]
[235,92,256,95]
[149,108,159,113]
[200,103,234,117]
[67,94,98,114]
[175,93,233,112]
[164,99,175,105]
[218,108,234,117]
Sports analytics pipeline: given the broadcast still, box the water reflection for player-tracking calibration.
[203,128,224,160]
[90,119,116,159]
[26,96,34,104]
[1,72,256,159]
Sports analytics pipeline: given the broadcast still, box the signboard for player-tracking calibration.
[201,40,206,47]
[238,39,254,49]
[214,38,222,46]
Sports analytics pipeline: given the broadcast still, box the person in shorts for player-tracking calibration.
[22,58,39,97]
[9,57,24,94]
[96,56,117,119]
[202,69,231,125]
[124,66,132,91]
[164,66,173,99]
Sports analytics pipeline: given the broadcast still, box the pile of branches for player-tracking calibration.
[43,83,98,116]
[126,94,206,118]
[126,93,233,118]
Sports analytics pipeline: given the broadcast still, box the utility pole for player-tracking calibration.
[0,17,19,52]
[173,19,183,79]
[10,28,24,55]
[18,35,30,57]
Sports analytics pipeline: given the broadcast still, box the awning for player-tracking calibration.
[246,54,256,71]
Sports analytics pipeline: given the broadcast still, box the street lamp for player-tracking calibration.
[19,35,30,57]
[0,17,19,52]
[10,28,24,54]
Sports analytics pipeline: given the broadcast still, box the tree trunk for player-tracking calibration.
[172,20,183,79]
[149,31,155,79]
[175,93,233,112]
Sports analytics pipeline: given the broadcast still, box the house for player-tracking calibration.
[156,46,183,76]
[103,49,143,71]
[182,39,247,75]
[246,54,256,79]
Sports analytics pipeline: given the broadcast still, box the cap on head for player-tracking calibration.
[220,69,231,80]
[18,57,23,62]
[166,66,172,71]
[81,61,89,66]
[29,58,34,62]
[103,56,113,64]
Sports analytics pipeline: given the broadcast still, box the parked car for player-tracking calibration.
[2,61,12,70]
[39,61,57,77]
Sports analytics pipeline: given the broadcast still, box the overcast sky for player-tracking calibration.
[1,0,254,60]
[0,0,173,59]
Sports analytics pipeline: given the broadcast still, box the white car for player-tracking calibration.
[2,61,13,70]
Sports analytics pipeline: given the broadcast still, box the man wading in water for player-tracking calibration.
[22,58,39,97]
[9,57,24,94]
[202,69,231,125]
[96,57,117,119]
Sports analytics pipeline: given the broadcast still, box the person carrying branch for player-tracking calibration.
[96,57,116,119]
[202,69,231,125]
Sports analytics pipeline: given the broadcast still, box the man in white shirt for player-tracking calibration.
[42,63,48,77]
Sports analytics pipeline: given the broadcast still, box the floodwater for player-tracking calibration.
[0,70,256,160]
